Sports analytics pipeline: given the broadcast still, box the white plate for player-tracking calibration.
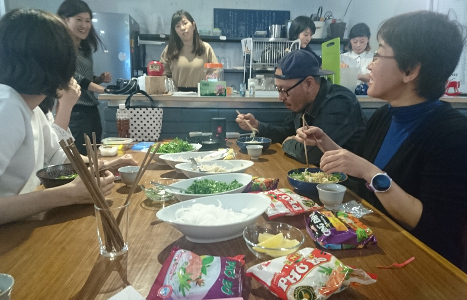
[167,173,253,201]
[156,193,271,243]
[141,143,202,164]
[159,149,226,170]
[175,159,254,178]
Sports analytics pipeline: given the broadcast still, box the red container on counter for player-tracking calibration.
[147,60,164,76]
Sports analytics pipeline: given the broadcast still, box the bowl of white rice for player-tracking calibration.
[156,193,271,243]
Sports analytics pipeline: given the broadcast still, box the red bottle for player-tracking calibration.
[147,60,164,76]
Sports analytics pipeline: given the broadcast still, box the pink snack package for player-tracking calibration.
[147,247,248,300]
[260,188,321,219]
[246,247,377,300]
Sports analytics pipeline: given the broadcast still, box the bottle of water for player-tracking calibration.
[116,103,130,138]
[249,81,256,97]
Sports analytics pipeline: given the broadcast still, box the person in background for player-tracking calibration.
[160,10,218,91]
[236,50,366,164]
[57,0,112,154]
[340,23,372,85]
[295,11,467,269]
[0,9,115,225]
[288,16,322,66]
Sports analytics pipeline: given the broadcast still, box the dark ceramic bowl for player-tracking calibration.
[287,167,347,198]
[36,163,77,188]
[236,137,271,153]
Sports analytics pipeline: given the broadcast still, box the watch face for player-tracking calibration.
[373,174,391,191]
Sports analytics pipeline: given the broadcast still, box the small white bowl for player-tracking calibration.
[118,166,140,187]
[316,183,347,210]
[167,173,253,201]
[99,145,118,157]
[246,145,263,160]
[175,159,254,178]
[156,193,271,243]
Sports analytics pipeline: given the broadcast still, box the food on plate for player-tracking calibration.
[174,202,257,225]
[99,145,118,156]
[147,247,248,300]
[253,233,300,257]
[244,177,279,192]
[289,170,342,183]
[260,188,321,219]
[198,163,227,173]
[155,138,194,153]
[306,210,377,249]
[56,173,78,180]
[246,247,377,300]
[223,148,236,160]
[185,179,243,194]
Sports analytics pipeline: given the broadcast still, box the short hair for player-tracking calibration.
[57,0,102,56]
[378,11,465,99]
[347,23,371,51]
[167,10,205,60]
[0,9,76,97]
[289,16,316,40]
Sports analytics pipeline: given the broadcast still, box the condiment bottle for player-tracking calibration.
[116,103,130,138]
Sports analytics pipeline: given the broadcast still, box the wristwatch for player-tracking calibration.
[366,172,392,193]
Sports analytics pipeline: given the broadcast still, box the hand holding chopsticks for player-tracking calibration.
[301,113,326,167]
[236,110,258,138]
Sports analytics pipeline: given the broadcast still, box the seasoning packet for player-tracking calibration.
[243,177,279,192]
[306,210,377,249]
[246,247,377,300]
[147,247,248,300]
[260,188,321,219]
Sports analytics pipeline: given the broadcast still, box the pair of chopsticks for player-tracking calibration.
[301,113,325,167]
[236,110,258,133]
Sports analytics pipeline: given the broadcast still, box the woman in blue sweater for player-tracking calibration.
[295,11,467,269]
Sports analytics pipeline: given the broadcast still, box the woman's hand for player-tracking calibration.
[99,72,112,83]
[103,154,138,173]
[66,170,115,204]
[340,62,349,68]
[294,126,326,146]
[56,78,81,113]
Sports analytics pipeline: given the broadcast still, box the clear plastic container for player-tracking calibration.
[204,63,224,81]
[116,103,130,138]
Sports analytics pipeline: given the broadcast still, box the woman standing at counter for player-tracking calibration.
[288,16,322,66]
[57,0,112,154]
[160,10,218,91]
[295,11,467,268]
[340,23,372,85]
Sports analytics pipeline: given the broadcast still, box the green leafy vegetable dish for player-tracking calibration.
[289,170,342,183]
[153,138,194,154]
[56,173,78,180]
[186,179,243,194]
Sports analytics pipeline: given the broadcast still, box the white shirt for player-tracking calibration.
[340,50,373,85]
[0,84,35,196]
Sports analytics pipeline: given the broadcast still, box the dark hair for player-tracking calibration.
[167,10,205,60]
[0,9,76,97]
[289,16,316,40]
[39,96,55,114]
[378,10,465,99]
[347,23,371,51]
[57,0,102,56]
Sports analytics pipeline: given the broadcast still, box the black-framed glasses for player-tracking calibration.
[373,51,395,62]
[275,78,306,97]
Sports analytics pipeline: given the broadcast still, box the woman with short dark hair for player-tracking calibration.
[160,10,218,90]
[295,10,467,268]
[288,15,321,66]
[340,23,372,85]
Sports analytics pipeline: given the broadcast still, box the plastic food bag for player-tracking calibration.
[306,210,376,249]
[147,247,248,300]
[260,188,321,219]
[246,247,377,300]
[243,177,279,192]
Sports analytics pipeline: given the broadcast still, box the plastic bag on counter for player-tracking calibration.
[147,247,248,300]
[246,247,377,300]
[306,210,377,249]
[260,188,321,219]
[243,177,279,192]
[339,200,373,218]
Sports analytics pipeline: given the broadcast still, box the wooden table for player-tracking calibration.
[1,141,467,299]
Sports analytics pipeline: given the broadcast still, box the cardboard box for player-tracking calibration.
[145,76,166,94]
[199,80,226,96]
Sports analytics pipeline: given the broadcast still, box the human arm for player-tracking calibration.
[54,78,80,132]
[93,72,112,84]
[160,46,172,79]
[235,112,295,143]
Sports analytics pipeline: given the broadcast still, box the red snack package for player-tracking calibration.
[246,247,377,300]
[261,188,321,219]
[147,247,248,300]
[243,177,279,192]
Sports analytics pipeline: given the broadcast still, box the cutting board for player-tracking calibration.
[321,38,341,84]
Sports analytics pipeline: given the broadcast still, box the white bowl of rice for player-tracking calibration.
[156,193,271,243]
[175,159,254,178]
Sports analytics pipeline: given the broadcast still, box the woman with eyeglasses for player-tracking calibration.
[160,10,218,91]
[295,11,467,269]
[288,16,322,66]
[340,23,372,86]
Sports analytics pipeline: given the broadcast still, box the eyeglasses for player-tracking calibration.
[275,78,306,97]
[373,51,395,62]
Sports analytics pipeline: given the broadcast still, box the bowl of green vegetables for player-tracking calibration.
[164,173,253,201]
[148,138,201,164]
[36,163,78,188]
[287,167,347,198]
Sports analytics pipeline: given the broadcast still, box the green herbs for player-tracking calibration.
[155,138,194,153]
[56,173,78,180]
[186,179,243,194]
[289,170,342,183]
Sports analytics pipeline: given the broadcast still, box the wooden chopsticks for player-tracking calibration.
[236,110,259,133]
[301,113,325,167]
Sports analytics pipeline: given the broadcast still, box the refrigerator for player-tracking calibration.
[92,12,140,81]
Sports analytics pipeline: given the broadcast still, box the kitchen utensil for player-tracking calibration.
[285,20,293,39]
[269,24,283,38]
[311,6,323,21]
[189,157,206,172]
[150,181,188,193]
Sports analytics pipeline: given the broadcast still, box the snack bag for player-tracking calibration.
[147,247,248,300]
[261,188,321,219]
[244,177,279,192]
[246,247,377,300]
[306,210,376,249]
